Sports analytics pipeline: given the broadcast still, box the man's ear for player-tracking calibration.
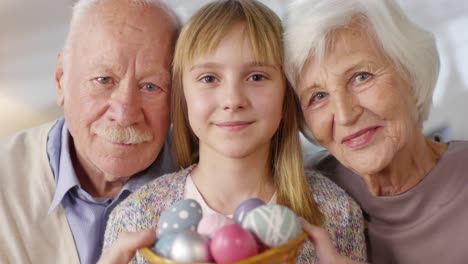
[54,52,65,107]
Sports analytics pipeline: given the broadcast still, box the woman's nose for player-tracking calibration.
[332,91,362,126]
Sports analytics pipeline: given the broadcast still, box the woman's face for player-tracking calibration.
[182,23,285,159]
[296,25,419,176]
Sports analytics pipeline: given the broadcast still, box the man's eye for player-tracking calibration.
[96,77,112,84]
[142,83,159,92]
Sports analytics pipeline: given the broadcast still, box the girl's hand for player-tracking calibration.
[299,218,365,264]
[97,229,156,264]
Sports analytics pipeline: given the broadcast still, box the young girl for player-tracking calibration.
[103,1,366,263]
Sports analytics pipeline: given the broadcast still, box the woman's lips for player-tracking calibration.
[341,126,381,149]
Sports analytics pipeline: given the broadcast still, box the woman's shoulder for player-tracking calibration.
[445,141,468,159]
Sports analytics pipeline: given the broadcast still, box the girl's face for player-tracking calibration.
[182,23,285,160]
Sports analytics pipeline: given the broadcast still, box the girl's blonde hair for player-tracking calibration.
[171,0,323,225]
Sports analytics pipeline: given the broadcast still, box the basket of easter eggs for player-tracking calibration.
[139,198,308,264]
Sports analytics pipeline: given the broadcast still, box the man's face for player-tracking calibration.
[55,2,175,181]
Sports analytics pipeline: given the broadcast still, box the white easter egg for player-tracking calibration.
[241,204,301,247]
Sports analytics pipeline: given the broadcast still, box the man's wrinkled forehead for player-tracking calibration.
[70,1,173,46]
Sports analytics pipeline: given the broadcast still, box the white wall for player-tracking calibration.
[1,0,467,141]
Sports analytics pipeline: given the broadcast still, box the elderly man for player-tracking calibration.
[0,0,179,263]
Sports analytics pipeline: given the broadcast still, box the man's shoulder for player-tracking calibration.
[0,120,57,215]
[0,120,78,263]
[1,121,57,156]
[0,122,57,175]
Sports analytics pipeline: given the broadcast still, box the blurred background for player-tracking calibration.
[1,0,467,144]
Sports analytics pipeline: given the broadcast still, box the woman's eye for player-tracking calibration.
[248,74,266,81]
[200,75,216,83]
[96,77,112,84]
[309,91,328,105]
[353,72,371,83]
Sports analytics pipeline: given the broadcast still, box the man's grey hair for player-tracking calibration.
[62,0,181,65]
[284,0,439,131]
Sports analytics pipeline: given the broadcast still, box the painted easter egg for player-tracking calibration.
[198,213,235,238]
[210,224,258,263]
[157,199,203,237]
[233,198,265,224]
[169,230,213,262]
[241,204,301,247]
[152,232,177,258]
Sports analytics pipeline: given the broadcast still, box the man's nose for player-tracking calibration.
[108,80,144,126]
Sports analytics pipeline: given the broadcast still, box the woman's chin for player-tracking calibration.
[343,155,389,177]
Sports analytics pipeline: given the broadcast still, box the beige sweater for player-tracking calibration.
[0,122,79,264]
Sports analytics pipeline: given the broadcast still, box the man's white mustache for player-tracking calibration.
[93,126,153,144]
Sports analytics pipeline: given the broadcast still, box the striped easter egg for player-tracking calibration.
[241,204,301,247]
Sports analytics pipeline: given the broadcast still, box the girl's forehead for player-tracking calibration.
[179,22,282,71]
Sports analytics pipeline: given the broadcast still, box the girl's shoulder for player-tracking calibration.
[304,170,367,261]
[127,167,190,206]
[305,169,363,224]
[103,166,194,250]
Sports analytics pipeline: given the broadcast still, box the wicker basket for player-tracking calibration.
[139,232,307,264]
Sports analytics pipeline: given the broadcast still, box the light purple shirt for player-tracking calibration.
[47,118,174,264]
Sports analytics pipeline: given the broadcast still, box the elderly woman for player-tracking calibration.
[284,0,468,263]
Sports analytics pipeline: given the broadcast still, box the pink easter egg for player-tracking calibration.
[210,224,258,263]
[198,214,235,238]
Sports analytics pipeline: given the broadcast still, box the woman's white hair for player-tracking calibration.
[62,0,180,63]
[284,0,439,129]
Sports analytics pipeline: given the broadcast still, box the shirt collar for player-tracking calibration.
[47,120,174,214]
[48,121,80,214]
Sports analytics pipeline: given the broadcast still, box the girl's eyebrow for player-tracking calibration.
[189,62,223,72]
[190,61,279,72]
[246,61,279,70]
